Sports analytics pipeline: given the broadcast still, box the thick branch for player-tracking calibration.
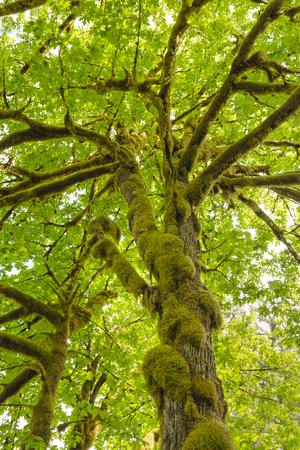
[0,307,30,324]
[239,194,300,263]
[1,153,116,197]
[0,332,48,362]
[0,369,37,404]
[91,238,148,298]
[231,0,285,72]
[0,162,119,208]
[221,172,300,188]
[0,124,71,151]
[272,187,300,204]
[0,282,63,326]
[185,86,300,204]
[0,0,46,16]
[233,81,299,95]
[178,0,284,176]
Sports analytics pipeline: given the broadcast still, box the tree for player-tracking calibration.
[0,0,299,448]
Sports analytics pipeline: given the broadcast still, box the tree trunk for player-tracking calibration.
[117,160,234,449]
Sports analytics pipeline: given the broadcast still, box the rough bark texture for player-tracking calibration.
[116,153,233,449]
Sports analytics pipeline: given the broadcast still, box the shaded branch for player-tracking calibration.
[239,194,300,263]
[91,237,148,298]
[271,187,300,204]
[0,124,71,151]
[0,369,37,404]
[231,0,284,72]
[233,81,299,95]
[0,332,48,363]
[0,282,63,326]
[221,172,300,188]
[0,161,120,208]
[0,307,30,324]
[0,153,116,197]
[185,86,300,204]
[0,0,47,17]
[159,0,211,101]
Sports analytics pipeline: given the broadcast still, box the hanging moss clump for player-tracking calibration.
[182,418,235,450]
[159,301,206,348]
[143,344,191,408]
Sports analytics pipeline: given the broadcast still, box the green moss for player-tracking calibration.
[91,239,117,264]
[88,215,121,242]
[159,303,206,348]
[184,396,201,421]
[192,376,219,409]
[176,193,192,221]
[182,418,234,450]
[143,344,191,406]
[175,284,222,329]
[91,239,147,297]
[139,232,195,291]
[111,254,147,297]
[198,289,222,329]
[127,195,156,236]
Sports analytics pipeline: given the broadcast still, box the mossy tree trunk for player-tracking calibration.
[116,155,233,449]
[21,326,68,449]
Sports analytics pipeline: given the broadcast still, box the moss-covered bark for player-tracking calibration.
[116,156,232,449]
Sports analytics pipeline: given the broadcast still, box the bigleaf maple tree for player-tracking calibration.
[0,0,299,449]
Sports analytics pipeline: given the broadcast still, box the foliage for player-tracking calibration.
[0,0,299,449]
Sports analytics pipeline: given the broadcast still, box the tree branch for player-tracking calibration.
[0,0,47,17]
[0,161,120,208]
[0,332,49,363]
[185,86,300,204]
[0,369,37,404]
[233,81,299,95]
[238,194,300,263]
[221,172,300,188]
[271,187,300,204]
[91,237,148,298]
[178,0,284,176]
[0,282,63,326]
[0,307,30,324]
[0,124,71,151]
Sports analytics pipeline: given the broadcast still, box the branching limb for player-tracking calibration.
[185,86,300,205]
[0,369,37,404]
[178,0,284,176]
[159,0,211,101]
[271,187,300,204]
[0,161,119,208]
[0,0,47,17]
[0,124,71,151]
[238,194,300,263]
[91,237,149,299]
[0,282,63,326]
[221,172,300,188]
[0,153,116,197]
[0,332,49,363]
[233,81,299,95]
[0,307,30,324]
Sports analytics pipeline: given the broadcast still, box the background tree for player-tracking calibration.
[0,0,299,449]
